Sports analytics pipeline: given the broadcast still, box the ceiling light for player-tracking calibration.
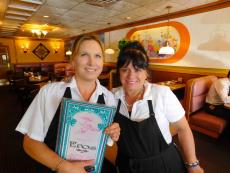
[159,44,175,55]
[31,29,48,38]
[22,24,58,38]
[105,23,115,55]
[159,6,175,55]
[43,15,49,18]
[105,48,115,54]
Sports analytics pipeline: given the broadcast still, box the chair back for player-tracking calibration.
[108,69,121,90]
[184,76,217,119]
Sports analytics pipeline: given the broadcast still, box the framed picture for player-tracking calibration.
[32,43,50,60]
[126,21,190,63]
[56,98,116,173]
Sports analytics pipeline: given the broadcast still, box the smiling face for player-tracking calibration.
[71,39,103,83]
[116,41,149,93]
[119,62,147,92]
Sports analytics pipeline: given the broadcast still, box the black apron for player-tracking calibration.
[36,87,116,173]
[114,100,187,173]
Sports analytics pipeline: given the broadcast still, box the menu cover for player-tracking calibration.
[55,98,116,173]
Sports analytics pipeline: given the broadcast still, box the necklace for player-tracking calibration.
[124,87,144,108]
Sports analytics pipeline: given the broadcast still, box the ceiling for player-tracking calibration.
[0,0,225,39]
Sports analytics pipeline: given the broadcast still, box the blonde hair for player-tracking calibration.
[70,34,104,61]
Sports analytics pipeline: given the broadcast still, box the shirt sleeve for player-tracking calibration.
[163,87,185,122]
[15,87,47,141]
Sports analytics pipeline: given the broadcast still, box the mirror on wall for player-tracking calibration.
[0,45,10,65]
[0,45,10,79]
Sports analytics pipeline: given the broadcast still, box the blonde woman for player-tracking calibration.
[16,35,120,173]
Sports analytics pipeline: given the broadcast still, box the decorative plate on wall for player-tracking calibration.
[33,43,50,60]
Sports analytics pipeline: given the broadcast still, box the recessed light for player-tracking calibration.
[43,15,49,18]
[125,16,131,20]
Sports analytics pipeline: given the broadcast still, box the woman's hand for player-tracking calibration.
[104,122,120,142]
[57,160,94,173]
[187,165,204,173]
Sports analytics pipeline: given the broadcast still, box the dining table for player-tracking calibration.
[157,80,186,100]
[29,76,49,83]
[157,80,186,91]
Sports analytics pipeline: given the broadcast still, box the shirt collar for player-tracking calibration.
[67,77,103,95]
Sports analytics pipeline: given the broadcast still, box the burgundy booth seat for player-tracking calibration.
[14,63,41,73]
[13,63,58,78]
[184,76,227,138]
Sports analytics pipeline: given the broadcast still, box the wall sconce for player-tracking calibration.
[54,46,60,53]
[65,50,72,56]
[21,45,29,53]
[54,48,58,53]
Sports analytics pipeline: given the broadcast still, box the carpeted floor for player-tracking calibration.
[0,85,230,173]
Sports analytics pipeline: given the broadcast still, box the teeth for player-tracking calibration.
[127,81,136,84]
[86,68,96,72]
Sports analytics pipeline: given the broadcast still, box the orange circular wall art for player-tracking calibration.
[126,21,190,63]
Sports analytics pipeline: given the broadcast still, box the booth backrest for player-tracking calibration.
[184,75,218,118]
[14,63,56,74]
[184,76,228,138]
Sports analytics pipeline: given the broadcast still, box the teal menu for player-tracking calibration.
[56,97,116,173]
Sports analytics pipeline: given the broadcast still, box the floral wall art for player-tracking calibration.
[126,21,190,63]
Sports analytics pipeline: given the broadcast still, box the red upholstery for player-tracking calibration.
[184,76,227,138]
[14,62,57,73]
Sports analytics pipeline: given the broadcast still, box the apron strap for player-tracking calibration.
[44,87,72,150]
[147,100,155,117]
[117,99,121,110]
[97,93,105,104]
[63,86,72,98]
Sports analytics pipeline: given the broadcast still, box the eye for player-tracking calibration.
[80,52,88,57]
[134,67,143,72]
[135,69,141,72]
[120,68,128,72]
[95,54,102,59]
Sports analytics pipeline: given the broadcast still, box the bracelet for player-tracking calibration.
[52,158,65,171]
[185,160,199,168]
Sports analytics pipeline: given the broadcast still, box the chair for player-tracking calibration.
[184,76,227,138]
[108,69,121,90]
[104,143,117,166]
[13,77,40,114]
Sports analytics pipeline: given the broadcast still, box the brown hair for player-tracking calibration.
[71,34,104,61]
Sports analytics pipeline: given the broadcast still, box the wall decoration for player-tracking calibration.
[32,43,50,60]
[126,21,190,63]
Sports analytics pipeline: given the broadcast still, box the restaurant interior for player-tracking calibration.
[0,0,230,173]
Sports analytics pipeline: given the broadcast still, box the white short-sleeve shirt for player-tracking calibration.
[206,78,230,105]
[16,77,116,142]
[113,81,185,144]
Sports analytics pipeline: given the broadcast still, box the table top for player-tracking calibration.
[29,76,49,83]
[157,81,186,91]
